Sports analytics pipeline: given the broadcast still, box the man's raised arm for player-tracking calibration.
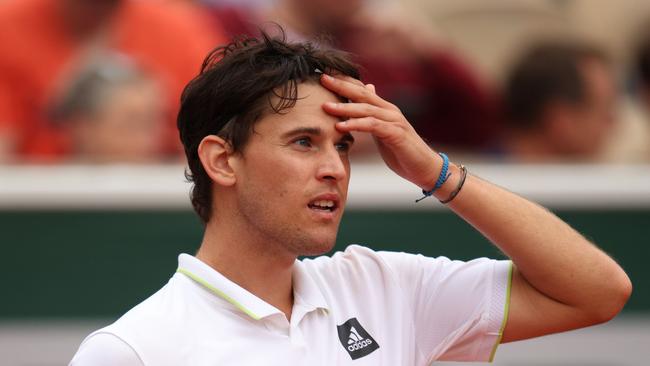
[439,169,631,342]
[319,73,632,343]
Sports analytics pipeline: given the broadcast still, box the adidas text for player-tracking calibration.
[347,339,373,352]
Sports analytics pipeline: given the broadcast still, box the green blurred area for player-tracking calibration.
[0,209,647,318]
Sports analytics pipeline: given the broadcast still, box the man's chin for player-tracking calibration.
[297,236,338,257]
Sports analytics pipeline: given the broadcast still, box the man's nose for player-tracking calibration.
[317,146,347,182]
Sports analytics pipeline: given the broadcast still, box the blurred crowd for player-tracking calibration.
[1,0,650,164]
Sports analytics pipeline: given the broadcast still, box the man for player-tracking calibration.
[70,34,631,365]
[500,41,617,161]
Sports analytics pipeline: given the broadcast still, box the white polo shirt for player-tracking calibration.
[70,245,512,365]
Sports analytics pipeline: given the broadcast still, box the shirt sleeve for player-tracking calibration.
[69,332,144,366]
[378,251,513,362]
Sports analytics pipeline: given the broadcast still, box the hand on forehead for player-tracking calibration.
[318,72,440,190]
[321,74,379,103]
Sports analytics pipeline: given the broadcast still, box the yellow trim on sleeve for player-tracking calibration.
[488,261,514,362]
[177,268,261,320]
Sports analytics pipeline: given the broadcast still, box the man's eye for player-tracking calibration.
[294,137,311,148]
[335,142,351,152]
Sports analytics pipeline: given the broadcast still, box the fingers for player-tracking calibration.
[321,75,408,142]
[320,74,393,108]
[334,74,365,87]
[322,101,396,121]
[335,117,403,141]
[322,74,413,147]
[329,74,374,93]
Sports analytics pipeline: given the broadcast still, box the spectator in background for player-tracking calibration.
[500,42,617,162]
[0,0,225,163]
[595,30,650,163]
[201,0,502,155]
[619,32,650,160]
[50,53,165,163]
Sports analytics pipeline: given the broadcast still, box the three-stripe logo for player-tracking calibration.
[336,318,380,360]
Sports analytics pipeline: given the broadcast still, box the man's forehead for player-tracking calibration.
[269,80,343,104]
[263,82,341,116]
[246,81,350,141]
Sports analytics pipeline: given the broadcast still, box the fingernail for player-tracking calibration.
[337,121,348,126]
[324,102,337,108]
[322,74,333,81]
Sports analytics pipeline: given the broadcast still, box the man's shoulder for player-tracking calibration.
[70,282,172,366]
[100,278,178,334]
[71,274,199,364]
[299,244,404,288]
[301,244,502,285]
[70,331,143,366]
[87,275,193,343]
[303,244,427,270]
[302,244,385,268]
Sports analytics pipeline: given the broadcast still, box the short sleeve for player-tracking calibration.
[378,251,512,362]
[69,332,144,366]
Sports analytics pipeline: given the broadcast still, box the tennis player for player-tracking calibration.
[70,32,631,365]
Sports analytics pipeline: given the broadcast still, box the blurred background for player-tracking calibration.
[0,0,648,364]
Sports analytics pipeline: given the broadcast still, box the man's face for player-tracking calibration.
[72,79,165,162]
[229,82,353,257]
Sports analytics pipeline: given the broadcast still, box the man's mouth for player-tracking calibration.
[308,200,337,212]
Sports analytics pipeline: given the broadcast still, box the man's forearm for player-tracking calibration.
[437,163,631,322]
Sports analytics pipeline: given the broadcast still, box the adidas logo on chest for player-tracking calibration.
[336,318,380,360]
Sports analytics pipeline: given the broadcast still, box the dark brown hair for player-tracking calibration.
[177,30,360,224]
[503,41,609,129]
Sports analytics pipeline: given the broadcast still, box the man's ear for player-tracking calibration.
[198,135,236,186]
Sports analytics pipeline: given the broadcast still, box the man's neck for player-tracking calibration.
[195,218,296,321]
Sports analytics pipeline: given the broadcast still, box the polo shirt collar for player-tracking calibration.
[293,260,329,313]
[176,254,329,320]
[176,253,280,320]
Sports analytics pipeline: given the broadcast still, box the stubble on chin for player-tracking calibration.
[265,220,339,258]
[292,232,338,257]
[237,193,339,258]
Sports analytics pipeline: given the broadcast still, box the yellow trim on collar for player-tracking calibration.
[177,268,261,320]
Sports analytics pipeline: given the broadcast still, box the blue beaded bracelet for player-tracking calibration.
[415,152,452,203]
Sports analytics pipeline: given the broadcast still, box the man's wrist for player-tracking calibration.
[437,164,467,204]
[417,152,443,192]
[415,152,459,203]
[433,162,462,201]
